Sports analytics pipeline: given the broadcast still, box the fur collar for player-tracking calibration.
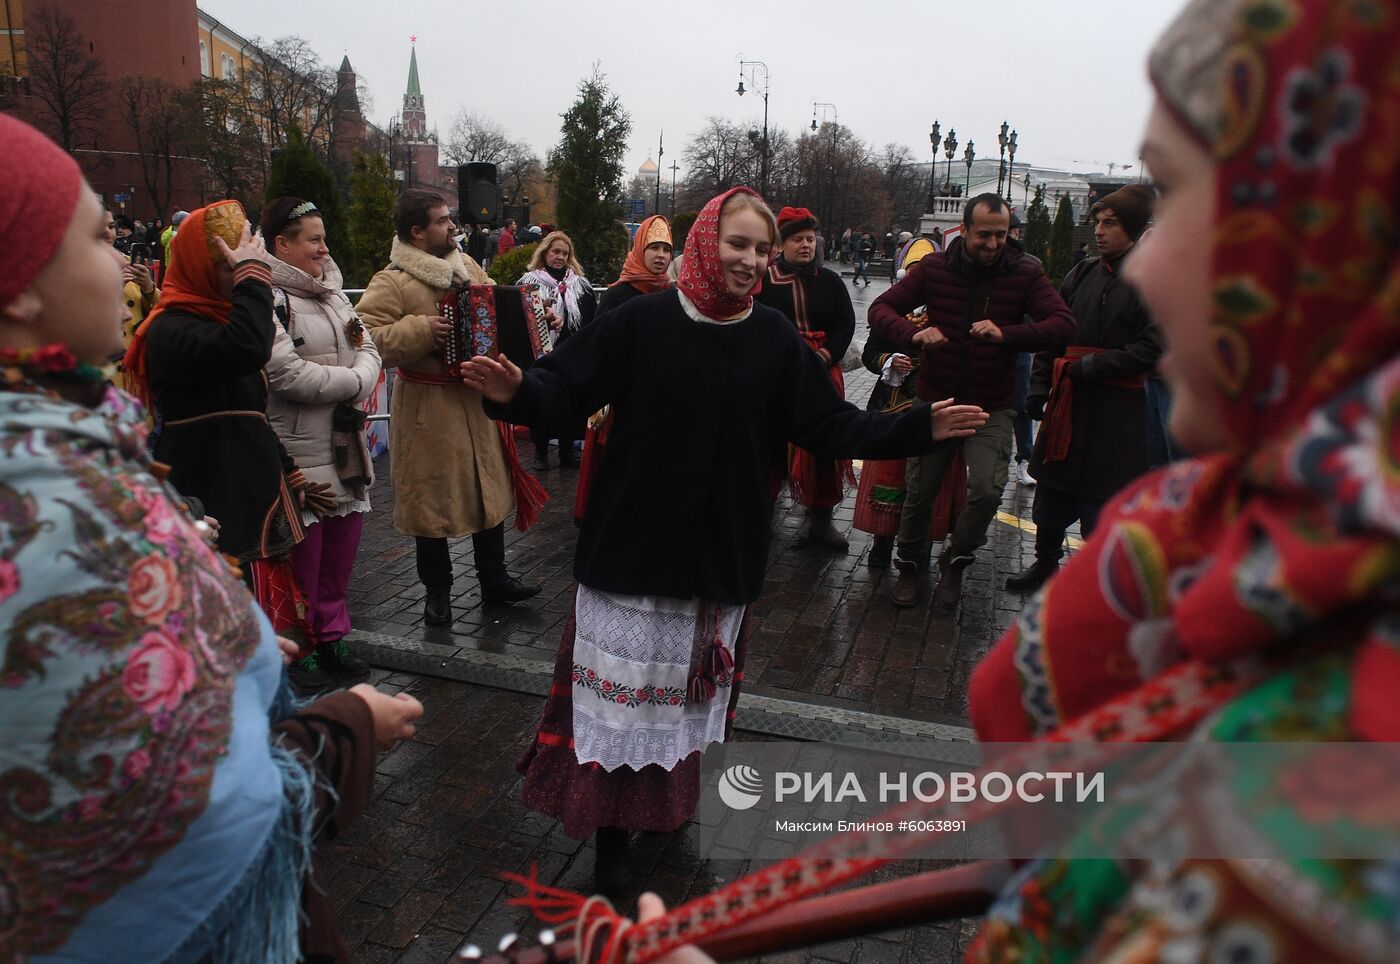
[389,236,473,289]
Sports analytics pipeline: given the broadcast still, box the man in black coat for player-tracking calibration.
[756,206,857,549]
[1009,185,1163,593]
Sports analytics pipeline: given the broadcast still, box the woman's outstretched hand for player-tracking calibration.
[929,398,987,441]
[460,354,523,403]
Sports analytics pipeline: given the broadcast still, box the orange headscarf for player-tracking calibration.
[122,200,247,406]
[613,215,673,293]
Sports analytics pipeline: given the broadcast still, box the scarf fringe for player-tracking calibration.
[161,742,317,963]
[497,421,549,531]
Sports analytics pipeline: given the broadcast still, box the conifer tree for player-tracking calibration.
[265,124,351,271]
[1024,184,1051,265]
[1047,194,1076,285]
[549,67,631,279]
[345,151,396,288]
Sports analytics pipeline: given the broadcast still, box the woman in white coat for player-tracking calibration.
[261,197,382,693]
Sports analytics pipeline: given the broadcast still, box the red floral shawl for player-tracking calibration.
[970,0,1400,744]
[676,187,766,318]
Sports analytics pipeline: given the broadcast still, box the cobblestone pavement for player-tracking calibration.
[327,669,982,963]
[335,313,1065,960]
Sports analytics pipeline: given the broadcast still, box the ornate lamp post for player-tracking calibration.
[736,59,771,197]
[926,120,941,213]
[811,102,837,131]
[655,130,664,216]
[669,160,679,218]
[996,120,1010,196]
[943,128,958,197]
[964,140,976,196]
[1023,170,1033,205]
[1005,129,1018,201]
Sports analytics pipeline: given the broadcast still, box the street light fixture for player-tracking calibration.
[927,120,941,212]
[996,120,1010,196]
[1023,170,1033,205]
[1006,130,1018,201]
[736,58,771,197]
[964,140,976,196]
[811,101,837,131]
[943,128,958,196]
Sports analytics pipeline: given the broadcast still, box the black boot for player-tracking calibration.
[532,447,550,471]
[481,577,541,605]
[594,827,634,898]
[867,535,894,569]
[287,651,336,695]
[424,590,453,626]
[1006,560,1058,593]
[317,639,371,682]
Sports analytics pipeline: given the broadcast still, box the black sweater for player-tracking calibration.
[485,289,939,603]
[146,273,299,562]
[754,260,855,367]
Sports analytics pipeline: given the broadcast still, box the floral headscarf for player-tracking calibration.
[970,0,1400,744]
[676,187,767,318]
[121,201,247,406]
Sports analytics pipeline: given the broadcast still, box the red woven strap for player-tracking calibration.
[395,366,458,386]
[496,421,548,531]
[929,443,967,541]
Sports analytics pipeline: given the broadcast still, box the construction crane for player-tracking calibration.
[1049,156,1137,177]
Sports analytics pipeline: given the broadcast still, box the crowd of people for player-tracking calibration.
[4,0,1399,958]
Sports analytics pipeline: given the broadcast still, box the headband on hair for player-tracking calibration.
[288,201,318,219]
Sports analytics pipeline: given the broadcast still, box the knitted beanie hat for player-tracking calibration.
[1091,185,1157,240]
[0,114,85,309]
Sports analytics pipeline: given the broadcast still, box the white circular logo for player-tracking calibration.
[717,764,763,811]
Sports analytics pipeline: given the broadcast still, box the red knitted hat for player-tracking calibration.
[776,206,819,240]
[0,114,84,309]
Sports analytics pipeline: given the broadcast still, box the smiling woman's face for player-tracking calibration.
[1124,99,1226,454]
[717,205,772,299]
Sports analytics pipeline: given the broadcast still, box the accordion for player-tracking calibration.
[436,284,553,371]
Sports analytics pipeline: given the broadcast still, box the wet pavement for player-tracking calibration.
[331,310,1062,960]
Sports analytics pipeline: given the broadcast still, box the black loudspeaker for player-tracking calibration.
[459,163,500,224]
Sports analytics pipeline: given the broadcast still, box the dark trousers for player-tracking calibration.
[1145,376,1178,469]
[1031,484,1103,564]
[415,525,508,593]
[852,257,870,283]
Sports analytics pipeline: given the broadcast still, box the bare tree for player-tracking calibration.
[878,143,930,231]
[442,111,517,166]
[118,77,198,219]
[191,78,268,202]
[24,7,110,154]
[242,36,337,150]
[678,117,761,208]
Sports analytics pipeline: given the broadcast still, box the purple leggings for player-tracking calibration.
[290,511,366,645]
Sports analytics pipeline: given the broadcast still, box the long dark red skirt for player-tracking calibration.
[516,605,751,840]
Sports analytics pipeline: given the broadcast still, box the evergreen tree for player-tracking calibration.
[549,67,632,279]
[345,151,396,289]
[1046,194,1075,285]
[265,124,351,273]
[1024,185,1051,265]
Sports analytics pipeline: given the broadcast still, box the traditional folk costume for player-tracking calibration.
[518,246,598,469]
[124,202,315,640]
[499,4,1400,954]
[753,207,857,551]
[488,190,942,863]
[576,215,673,520]
[1,114,376,964]
[852,241,942,567]
[356,238,544,623]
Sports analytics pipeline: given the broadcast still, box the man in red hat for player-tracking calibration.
[755,206,857,550]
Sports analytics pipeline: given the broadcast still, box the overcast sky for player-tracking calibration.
[201,0,1184,182]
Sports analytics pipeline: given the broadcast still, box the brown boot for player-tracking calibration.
[891,560,921,607]
[932,554,974,611]
[805,507,849,552]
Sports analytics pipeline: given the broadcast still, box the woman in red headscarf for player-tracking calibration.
[464,188,986,895]
[124,203,334,678]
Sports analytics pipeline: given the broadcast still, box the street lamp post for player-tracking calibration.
[655,130,664,217]
[1005,130,1018,202]
[811,101,837,131]
[964,141,975,196]
[669,160,679,218]
[1024,170,1032,205]
[996,120,1009,196]
[926,120,941,213]
[943,129,958,198]
[736,59,771,197]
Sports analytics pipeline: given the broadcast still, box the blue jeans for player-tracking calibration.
[1145,376,1177,468]
[1012,352,1034,462]
[852,257,870,283]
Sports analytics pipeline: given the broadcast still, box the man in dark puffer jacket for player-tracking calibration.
[869,193,1074,610]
